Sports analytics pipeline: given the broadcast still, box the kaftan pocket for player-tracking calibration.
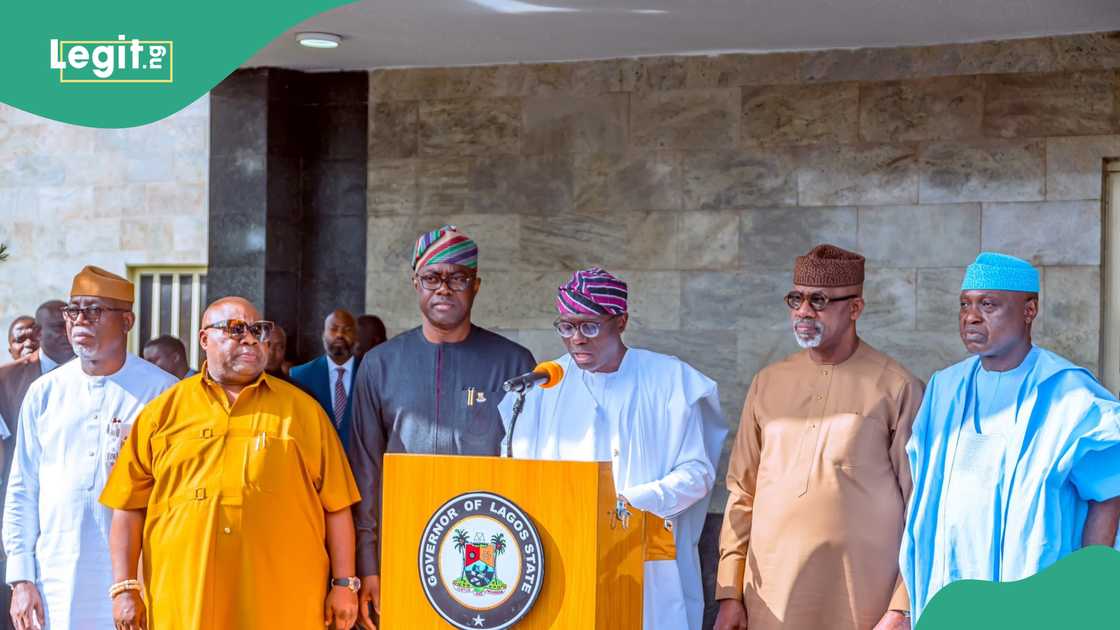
[821,412,888,468]
[238,416,293,494]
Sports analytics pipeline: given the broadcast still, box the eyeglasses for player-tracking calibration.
[784,291,859,312]
[554,318,612,339]
[60,305,131,324]
[415,272,475,292]
[204,319,275,342]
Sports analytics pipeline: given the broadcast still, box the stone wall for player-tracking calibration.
[0,96,209,363]
[365,32,1120,506]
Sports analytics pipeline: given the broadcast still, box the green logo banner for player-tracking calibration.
[918,546,1120,628]
[0,0,354,128]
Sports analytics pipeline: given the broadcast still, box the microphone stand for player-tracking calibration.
[503,390,526,458]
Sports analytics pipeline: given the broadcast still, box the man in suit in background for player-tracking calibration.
[0,301,73,439]
[290,309,358,449]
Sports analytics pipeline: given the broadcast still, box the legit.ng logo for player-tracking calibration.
[49,35,173,83]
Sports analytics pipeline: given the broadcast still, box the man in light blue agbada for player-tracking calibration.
[900,252,1120,622]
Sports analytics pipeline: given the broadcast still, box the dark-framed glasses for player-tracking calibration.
[554,318,610,339]
[204,319,275,342]
[784,291,859,312]
[60,305,131,324]
[415,272,475,292]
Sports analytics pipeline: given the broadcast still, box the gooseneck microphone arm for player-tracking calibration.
[503,392,526,458]
[500,361,564,457]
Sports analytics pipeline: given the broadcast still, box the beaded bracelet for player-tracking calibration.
[108,579,142,599]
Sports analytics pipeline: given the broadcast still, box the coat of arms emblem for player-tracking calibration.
[454,531,508,593]
[419,492,545,629]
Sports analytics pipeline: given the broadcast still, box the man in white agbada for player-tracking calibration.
[500,267,727,630]
[3,266,176,630]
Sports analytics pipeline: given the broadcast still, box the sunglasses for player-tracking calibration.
[784,291,859,312]
[204,319,275,342]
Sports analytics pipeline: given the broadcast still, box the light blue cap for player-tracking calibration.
[961,252,1040,293]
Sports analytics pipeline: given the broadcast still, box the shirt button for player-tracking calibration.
[822,370,830,376]
[816,394,823,400]
[223,527,232,534]
[88,450,96,457]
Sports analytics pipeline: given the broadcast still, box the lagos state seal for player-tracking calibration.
[418,492,545,629]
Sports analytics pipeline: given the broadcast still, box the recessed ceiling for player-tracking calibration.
[246,0,1120,71]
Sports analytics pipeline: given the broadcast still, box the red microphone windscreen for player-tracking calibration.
[535,361,564,388]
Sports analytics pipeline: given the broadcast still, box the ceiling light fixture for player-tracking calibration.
[297,32,342,49]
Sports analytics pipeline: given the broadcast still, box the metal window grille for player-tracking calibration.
[127,266,208,370]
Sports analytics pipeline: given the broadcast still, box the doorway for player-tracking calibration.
[1100,160,1120,392]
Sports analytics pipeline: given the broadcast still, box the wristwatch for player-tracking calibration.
[331,577,361,593]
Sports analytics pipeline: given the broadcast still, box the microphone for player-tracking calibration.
[502,361,564,393]
[503,360,564,457]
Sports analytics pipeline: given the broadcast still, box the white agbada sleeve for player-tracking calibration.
[4,384,42,583]
[620,403,715,519]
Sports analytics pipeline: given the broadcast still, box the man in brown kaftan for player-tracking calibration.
[715,245,922,630]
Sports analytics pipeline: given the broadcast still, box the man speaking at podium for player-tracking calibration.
[501,267,727,630]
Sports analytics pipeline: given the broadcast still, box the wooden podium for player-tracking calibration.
[380,453,670,629]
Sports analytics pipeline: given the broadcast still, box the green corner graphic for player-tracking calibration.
[0,0,356,128]
[918,546,1120,629]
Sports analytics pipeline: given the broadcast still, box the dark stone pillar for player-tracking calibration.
[208,69,368,363]
[263,69,307,353]
[297,71,368,359]
[208,69,270,307]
